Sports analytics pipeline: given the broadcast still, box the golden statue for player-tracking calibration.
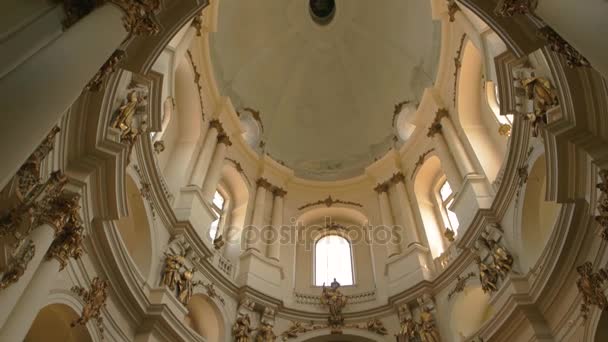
[111,90,147,144]
[161,251,185,290]
[396,317,418,342]
[366,318,388,335]
[281,321,310,339]
[475,256,499,293]
[320,279,348,329]
[518,75,558,137]
[233,314,253,342]
[71,277,109,338]
[177,268,195,305]
[419,306,441,342]
[255,320,277,342]
[576,262,608,319]
[488,239,514,278]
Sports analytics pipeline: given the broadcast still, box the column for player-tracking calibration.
[201,134,232,201]
[427,123,463,190]
[392,174,421,245]
[267,188,286,261]
[189,120,221,186]
[375,184,402,258]
[0,257,62,341]
[0,224,55,328]
[245,179,269,252]
[0,3,129,189]
[440,117,476,177]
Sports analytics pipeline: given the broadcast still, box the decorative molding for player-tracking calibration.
[426,122,443,138]
[494,0,538,17]
[238,107,265,132]
[16,126,61,198]
[217,133,232,147]
[256,178,273,192]
[515,74,559,137]
[71,277,109,338]
[273,187,287,198]
[294,289,376,306]
[447,272,476,300]
[447,0,460,22]
[191,14,203,36]
[186,50,206,120]
[0,240,35,290]
[46,195,85,270]
[576,262,608,320]
[297,195,363,211]
[393,100,411,127]
[109,0,161,36]
[374,182,390,194]
[86,50,126,92]
[153,140,165,154]
[453,34,467,106]
[411,149,435,179]
[596,170,608,240]
[538,26,591,68]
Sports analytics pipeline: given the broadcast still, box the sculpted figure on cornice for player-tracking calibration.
[280,321,311,340]
[320,279,348,330]
[596,170,608,240]
[233,314,253,342]
[517,74,559,137]
[255,320,277,342]
[419,306,441,342]
[111,87,149,147]
[473,227,515,293]
[87,50,126,92]
[397,317,418,342]
[366,318,388,335]
[475,256,499,293]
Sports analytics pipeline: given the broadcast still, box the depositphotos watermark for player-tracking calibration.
[220,217,404,252]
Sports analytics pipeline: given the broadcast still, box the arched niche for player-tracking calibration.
[518,154,561,271]
[115,174,154,279]
[413,155,447,258]
[24,303,92,342]
[449,285,493,341]
[185,294,227,341]
[457,40,505,183]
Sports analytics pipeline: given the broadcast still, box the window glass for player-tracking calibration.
[315,235,354,286]
[439,180,460,233]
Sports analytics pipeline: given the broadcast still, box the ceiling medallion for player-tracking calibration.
[309,0,336,25]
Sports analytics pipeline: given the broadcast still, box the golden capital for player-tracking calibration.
[109,0,161,36]
[256,178,273,191]
[46,213,85,271]
[273,187,287,198]
[16,126,61,198]
[217,133,232,146]
[374,182,390,194]
[209,119,224,132]
[390,172,406,185]
[427,122,443,138]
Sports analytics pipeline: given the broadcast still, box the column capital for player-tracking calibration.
[390,172,406,185]
[427,122,443,138]
[256,178,273,191]
[209,119,224,132]
[434,108,450,123]
[217,133,232,146]
[374,182,390,194]
[16,126,61,198]
[272,187,287,198]
[37,190,80,234]
[46,214,85,271]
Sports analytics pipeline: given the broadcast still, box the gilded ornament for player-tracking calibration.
[396,317,418,342]
[444,227,455,242]
[447,0,460,22]
[240,107,265,132]
[538,26,591,68]
[280,321,311,340]
[366,319,388,335]
[0,240,35,290]
[411,149,435,179]
[46,195,85,270]
[16,126,61,198]
[448,272,477,300]
[233,314,253,342]
[111,89,148,145]
[255,320,277,342]
[86,50,126,92]
[498,123,512,137]
[393,100,411,127]
[576,262,608,320]
[517,74,559,137]
[494,0,538,17]
[298,195,363,210]
[320,279,348,331]
[191,14,203,36]
[475,255,500,293]
[426,122,443,138]
[153,140,165,153]
[419,306,441,342]
[595,170,608,241]
[110,0,161,36]
[71,277,109,338]
[186,50,206,119]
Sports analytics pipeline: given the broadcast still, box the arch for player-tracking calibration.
[115,173,154,279]
[24,303,92,342]
[219,163,251,260]
[414,155,448,258]
[448,285,493,341]
[185,294,227,341]
[457,40,505,182]
[297,206,369,227]
[291,328,382,342]
[517,154,561,271]
[314,234,354,286]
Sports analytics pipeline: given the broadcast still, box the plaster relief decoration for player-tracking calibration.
[86,50,126,92]
[233,314,253,342]
[186,50,205,119]
[393,100,411,127]
[452,34,467,106]
[515,73,559,137]
[110,82,149,150]
[446,0,460,22]
[411,149,435,179]
[0,240,35,290]
[448,272,477,300]
[320,279,348,332]
[537,26,591,69]
[255,320,277,342]
[45,194,85,270]
[396,297,441,342]
[15,126,61,198]
[298,196,363,211]
[366,319,388,335]
[576,262,608,320]
[472,226,515,293]
[192,14,203,36]
[71,277,109,338]
[596,170,608,241]
[294,288,376,306]
[160,236,225,305]
[494,0,538,17]
[110,0,161,36]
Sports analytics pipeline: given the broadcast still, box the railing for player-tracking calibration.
[214,253,234,278]
[294,289,377,306]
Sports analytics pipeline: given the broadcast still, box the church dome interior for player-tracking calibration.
[1,0,608,342]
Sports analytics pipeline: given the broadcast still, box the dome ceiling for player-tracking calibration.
[210,0,440,180]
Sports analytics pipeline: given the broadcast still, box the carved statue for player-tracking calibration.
[255,320,277,342]
[71,277,109,338]
[418,306,441,342]
[233,314,253,342]
[111,90,148,144]
[177,268,195,305]
[161,251,185,290]
[281,321,310,340]
[518,75,558,137]
[475,256,499,293]
[487,238,514,278]
[396,317,418,342]
[366,318,388,335]
[320,279,348,329]
[576,262,608,319]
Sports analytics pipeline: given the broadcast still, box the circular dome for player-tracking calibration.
[309,0,336,25]
[211,0,441,180]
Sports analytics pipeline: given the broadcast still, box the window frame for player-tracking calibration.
[209,188,228,241]
[312,232,355,287]
[434,177,459,236]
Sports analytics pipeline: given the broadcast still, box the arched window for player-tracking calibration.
[485,81,513,135]
[209,190,226,240]
[437,179,459,234]
[314,235,354,286]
